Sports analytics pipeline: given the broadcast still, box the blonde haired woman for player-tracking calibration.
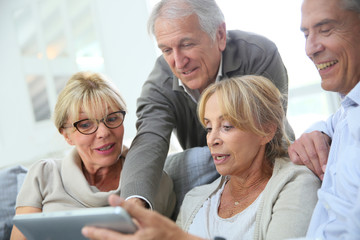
[11,72,175,240]
[176,75,320,240]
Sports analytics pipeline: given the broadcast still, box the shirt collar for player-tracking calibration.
[342,81,360,108]
[178,56,223,103]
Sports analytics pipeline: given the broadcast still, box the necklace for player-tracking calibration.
[227,176,268,207]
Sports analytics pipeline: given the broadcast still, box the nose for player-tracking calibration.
[96,121,110,138]
[207,129,221,148]
[173,49,189,69]
[305,33,324,59]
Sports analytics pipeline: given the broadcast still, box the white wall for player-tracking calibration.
[94,0,158,145]
[0,0,158,168]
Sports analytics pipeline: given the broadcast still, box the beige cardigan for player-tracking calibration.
[16,148,175,217]
[176,157,321,240]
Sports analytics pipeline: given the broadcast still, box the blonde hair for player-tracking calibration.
[53,71,127,133]
[198,75,289,161]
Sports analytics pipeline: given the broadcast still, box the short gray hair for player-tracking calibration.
[340,0,360,13]
[147,0,225,41]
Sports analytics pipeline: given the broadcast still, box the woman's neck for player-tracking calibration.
[218,160,273,218]
[229,159,272,195]
[82,157,124,192]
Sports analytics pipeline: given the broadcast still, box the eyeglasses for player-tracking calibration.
[65,111,126,135]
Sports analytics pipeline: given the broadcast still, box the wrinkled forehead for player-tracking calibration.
[301,0,360,33]
[154,14,201,38]
[301,0,342,27]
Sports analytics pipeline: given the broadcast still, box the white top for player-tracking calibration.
[188,179,263,240]
[305,82,360,240]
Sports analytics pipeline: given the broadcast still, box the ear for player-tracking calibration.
[216,22,227,51]
[60,128,74,146]
[260,124,277,145]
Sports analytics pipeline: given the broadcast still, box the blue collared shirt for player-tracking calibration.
[306,82,360,240]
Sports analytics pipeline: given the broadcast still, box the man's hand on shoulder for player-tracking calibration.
[288,130,331,180]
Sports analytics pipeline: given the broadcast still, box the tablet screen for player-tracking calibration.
[13,206,137,240]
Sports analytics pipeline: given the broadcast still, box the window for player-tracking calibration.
[13,0,104,122]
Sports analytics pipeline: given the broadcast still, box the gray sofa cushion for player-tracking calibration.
[0,165,27,240]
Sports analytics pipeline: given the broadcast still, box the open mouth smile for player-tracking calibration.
[214,155,226,161]
[316,60,338,70]
[96,143,114,151]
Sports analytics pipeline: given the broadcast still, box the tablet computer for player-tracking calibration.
[13,206,137,240]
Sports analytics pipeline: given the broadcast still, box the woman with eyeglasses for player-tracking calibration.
[10,71,175,240]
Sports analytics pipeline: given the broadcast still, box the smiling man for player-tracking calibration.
[288,0,360,239]
[119,0,294,217]
[289,0,360,180]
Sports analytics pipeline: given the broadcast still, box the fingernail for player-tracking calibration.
[322,164,327,172]
[82,227,88,236]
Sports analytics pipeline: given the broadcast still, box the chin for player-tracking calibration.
[321,79,337,92]
[215,167,229,176]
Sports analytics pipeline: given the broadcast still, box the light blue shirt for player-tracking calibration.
[306,82,360,240]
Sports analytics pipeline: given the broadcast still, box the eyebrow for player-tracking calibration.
[300,18,337,32]
[157,37,193,49]
[203,115,225,122]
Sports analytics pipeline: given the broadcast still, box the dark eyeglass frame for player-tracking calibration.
[65,110,126,135]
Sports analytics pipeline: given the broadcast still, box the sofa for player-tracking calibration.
[0,165,28,240]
